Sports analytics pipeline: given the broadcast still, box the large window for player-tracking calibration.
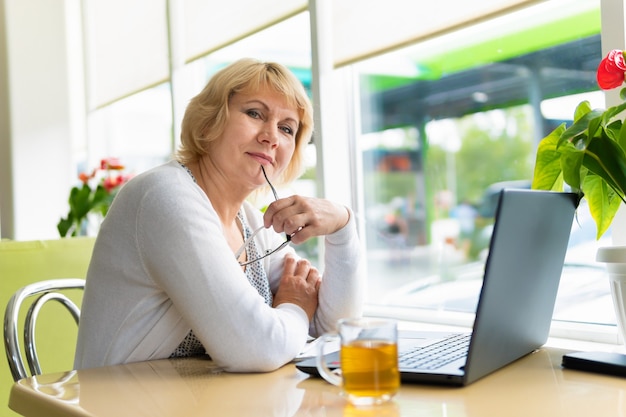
[352,1,614,340]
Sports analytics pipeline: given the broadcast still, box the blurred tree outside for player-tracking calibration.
[427,105,534,208]
[362,105,535,254]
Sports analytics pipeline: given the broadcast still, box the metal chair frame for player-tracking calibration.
[4,278,85,381]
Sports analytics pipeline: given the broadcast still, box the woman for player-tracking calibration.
[74,58,363,372]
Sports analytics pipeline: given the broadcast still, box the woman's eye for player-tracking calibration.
[280,125,294,136]
[246,109,261,119]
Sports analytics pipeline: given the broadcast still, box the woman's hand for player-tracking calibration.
[263,195,349,244]
[273,255,321,321]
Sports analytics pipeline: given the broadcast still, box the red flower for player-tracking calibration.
[102,174,130,193]
[100,157,125,170]
[78,169,97,184]
[597,49,626,90]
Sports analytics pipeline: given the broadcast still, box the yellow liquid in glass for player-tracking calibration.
[340,340,400,398]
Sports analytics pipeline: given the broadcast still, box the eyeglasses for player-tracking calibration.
[235,166,291,266]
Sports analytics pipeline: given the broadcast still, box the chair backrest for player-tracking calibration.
[4,278,86,381]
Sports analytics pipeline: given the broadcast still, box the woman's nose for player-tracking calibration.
[259,125,279,145]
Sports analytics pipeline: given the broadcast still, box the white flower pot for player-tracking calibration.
[596,246,626,347]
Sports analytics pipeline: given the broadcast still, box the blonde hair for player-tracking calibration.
[176,58,314,185]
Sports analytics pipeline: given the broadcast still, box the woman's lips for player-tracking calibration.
[248,152,273,166]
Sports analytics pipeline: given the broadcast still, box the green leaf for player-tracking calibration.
[69,184,93,219]
[583,174,622,239]
[583,135,626,201]
[559,144,585,192]
[573,100,593,121]
[560,109,605,144]
[618,118,626,151]
[91,185,109,208]
[532,124,565,191]
[57,215,73,238]
[603,100,626,122]
[604,120,622,141]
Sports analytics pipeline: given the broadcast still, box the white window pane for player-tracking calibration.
[87,84,173,174]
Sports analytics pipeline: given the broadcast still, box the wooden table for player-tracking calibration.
[8,347,626,417]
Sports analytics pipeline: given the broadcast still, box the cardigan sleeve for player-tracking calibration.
[256,205,365,338]
[311,208,364,336]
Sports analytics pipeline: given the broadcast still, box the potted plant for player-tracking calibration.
[58,157,131,237]
[532,49,626,347]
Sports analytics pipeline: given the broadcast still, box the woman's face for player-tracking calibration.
[209,84,300,190]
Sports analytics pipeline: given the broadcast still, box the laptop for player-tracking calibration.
[296,189,580,386]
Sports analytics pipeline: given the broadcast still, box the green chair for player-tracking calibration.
[0,237,95,417]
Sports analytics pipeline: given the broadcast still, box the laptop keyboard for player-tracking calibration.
[399,333,471,370]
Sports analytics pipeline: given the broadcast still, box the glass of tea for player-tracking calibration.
[315,318,400,406]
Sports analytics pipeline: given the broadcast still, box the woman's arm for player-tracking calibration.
[311,208,364,336]
[262,203,364,337]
